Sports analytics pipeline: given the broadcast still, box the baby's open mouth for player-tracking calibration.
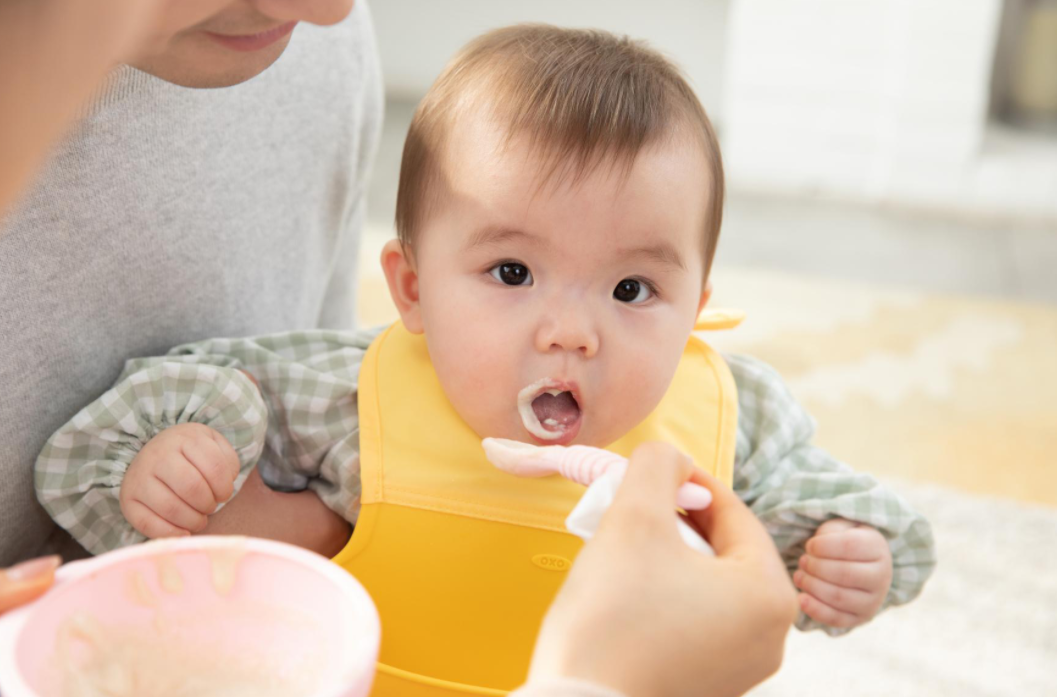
[517,379,583,443]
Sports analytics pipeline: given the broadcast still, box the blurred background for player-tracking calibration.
[357,2,1057,694]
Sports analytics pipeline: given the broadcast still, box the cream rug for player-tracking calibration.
[703,266,1057,505]
[750,479,1057,696]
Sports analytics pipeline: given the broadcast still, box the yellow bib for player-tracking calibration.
[333,314,741,696]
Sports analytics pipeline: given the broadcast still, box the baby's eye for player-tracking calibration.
[489,262,533,286]
[613,278,653,304]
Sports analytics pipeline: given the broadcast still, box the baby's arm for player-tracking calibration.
[165,327,386,523]
[726,353,936,636]
[37,328,385,556]
[36,359,267,555]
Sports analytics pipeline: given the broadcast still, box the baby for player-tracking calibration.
[38,24,934,650]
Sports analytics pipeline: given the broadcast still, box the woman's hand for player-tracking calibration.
[0,555,60,615]
[529,442,799,697]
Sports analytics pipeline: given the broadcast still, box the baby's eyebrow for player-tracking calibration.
[464,225,548,252]
[617,242,687,272]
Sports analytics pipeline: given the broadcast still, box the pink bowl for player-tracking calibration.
[0,536,380,697]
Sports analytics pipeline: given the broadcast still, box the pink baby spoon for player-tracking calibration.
[481,438,712,511]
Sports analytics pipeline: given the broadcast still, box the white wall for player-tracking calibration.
[370,0,732,122]
[370,0,1057,223]
[722,0,1057,222]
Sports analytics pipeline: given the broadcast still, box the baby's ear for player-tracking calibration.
[380,239,424,333]
[697,279,713,315]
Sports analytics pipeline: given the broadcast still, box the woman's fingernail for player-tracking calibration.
[6,555,61,582]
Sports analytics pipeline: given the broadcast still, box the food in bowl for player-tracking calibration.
[0,537,380,697]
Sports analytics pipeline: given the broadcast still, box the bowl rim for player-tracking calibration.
[0,536,380,697]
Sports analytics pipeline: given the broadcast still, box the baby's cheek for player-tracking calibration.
[436,352,497,408]
[630,335,680,390]
[602,351,672,436]
[429,332,521,435]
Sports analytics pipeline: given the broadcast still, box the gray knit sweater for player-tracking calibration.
[0,3,384,565]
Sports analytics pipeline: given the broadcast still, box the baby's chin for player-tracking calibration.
[482,416,633,451]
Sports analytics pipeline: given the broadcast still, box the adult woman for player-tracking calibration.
[1,6,796,694]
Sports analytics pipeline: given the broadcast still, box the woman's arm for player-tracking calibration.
[0,0,162,220]
[0,0,224,223]
[201,467,352,558]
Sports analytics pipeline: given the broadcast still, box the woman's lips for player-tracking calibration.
[204,21,298,53]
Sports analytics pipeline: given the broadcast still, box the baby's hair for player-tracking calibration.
[395,24,725,279]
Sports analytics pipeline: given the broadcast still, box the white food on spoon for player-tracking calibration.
[481,437,559,477]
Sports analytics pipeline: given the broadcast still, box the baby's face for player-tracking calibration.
[386,114,712,447]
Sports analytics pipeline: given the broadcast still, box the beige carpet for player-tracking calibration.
[358,239,1057,693]
[750,479,1057,696]
[703,266,1057,507]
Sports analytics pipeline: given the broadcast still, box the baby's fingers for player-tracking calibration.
[155,456,217,515]
[123,499,191,540]
[793,570,874,617]
[184,429,240,504]
[137,479,209,533]
[807,527,888,562]
[798,555,886,592]
[798,591,861,629]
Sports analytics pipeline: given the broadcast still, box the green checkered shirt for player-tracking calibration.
[36,327,935,635]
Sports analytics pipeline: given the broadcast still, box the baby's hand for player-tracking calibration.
[119,423,241,539]
[794,519,893,629]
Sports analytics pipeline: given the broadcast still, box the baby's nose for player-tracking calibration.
[535,308,599,358]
